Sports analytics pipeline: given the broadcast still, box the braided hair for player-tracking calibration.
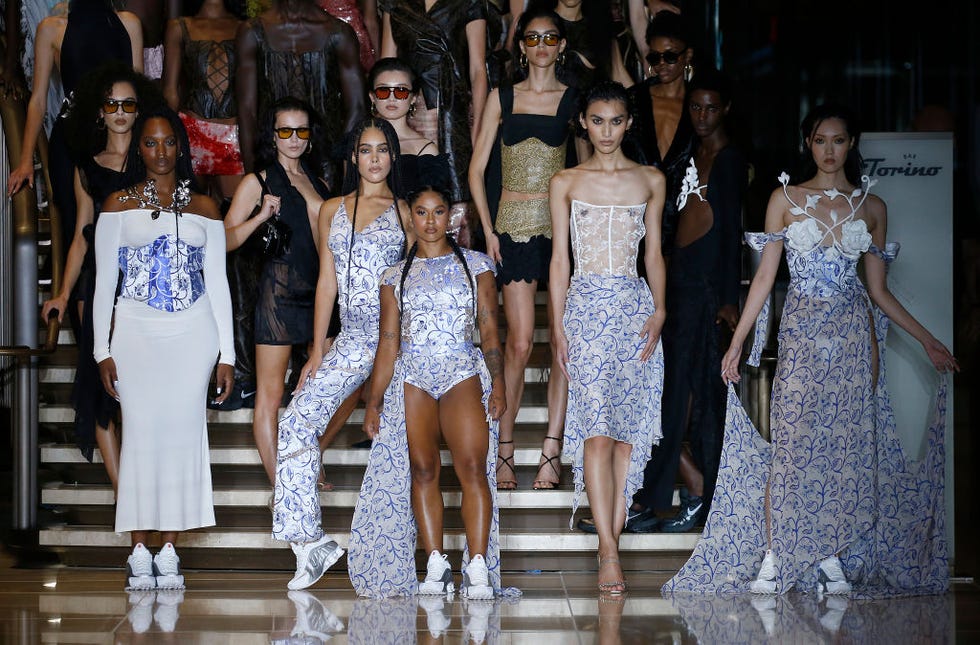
[398,186,476,320]
[338,118,408,309]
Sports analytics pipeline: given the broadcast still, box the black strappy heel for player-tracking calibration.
[496,440,517,490]
[532,435,563,490]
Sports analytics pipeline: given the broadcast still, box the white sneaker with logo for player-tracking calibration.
[418,594,452,638]
[152,543,185,590]
[418,550,455,595]
[288,534,345,590]
[461,554,493,600]
[125,543,156,591]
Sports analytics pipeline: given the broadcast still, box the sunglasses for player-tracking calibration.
[646,48,687,66]
[275,126,311,140]
[523,32,561,47]
[373,86,411,100]
[103,98,138,114]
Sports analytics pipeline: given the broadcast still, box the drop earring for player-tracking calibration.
[520,53,528,69]
[684,63,694,83]
[557,51,565,66]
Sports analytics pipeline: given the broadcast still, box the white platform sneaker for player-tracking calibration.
[749,550,778,594]
[418,550,455,595]
[461,554,493,600]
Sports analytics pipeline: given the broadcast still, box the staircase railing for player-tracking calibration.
[0,43,62,538]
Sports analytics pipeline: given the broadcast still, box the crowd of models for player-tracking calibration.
[7,0,959,602]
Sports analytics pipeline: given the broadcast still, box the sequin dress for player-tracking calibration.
[664,176,949,597]
[272,200,404,543]
[318,0,375,71]
[92,207,235,532]
[348,249,515,598]
[561,200,664,525]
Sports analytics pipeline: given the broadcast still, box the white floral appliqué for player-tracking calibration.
[785,218,823,253]
[839,219,872,259]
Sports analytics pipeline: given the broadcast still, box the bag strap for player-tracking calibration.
[254,171,269,196]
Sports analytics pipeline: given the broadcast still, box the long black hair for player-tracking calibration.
[339,117,408,308]
[798,103,864,186]
[124,104,200,193]
[63,60,164,164]
[399,185,475,319]
[255,96,326,174]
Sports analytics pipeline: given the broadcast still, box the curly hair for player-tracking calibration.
[63,60,164,164]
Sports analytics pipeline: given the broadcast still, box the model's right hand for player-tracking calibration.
[41,294,68,323]
[484,231,502,264]
[7,162,34,196]
[720,341,743,385]
[293,340,332,394]
[362,405,381,439]
[553,331,570,380]
[98,357,119,399]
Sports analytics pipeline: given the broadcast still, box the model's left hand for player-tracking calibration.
[213,363,235,404]
[487,380,506,420]
[923,337,959,373]
[639,312,665,361]
[715,304,739,332]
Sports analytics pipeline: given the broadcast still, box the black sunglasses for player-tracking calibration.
[646,48,687,66]
[103,98,138,114]
[275,126,311,140]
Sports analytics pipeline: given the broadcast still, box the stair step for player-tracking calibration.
[39,526,700,552]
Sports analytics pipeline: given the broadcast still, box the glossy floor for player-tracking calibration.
[0,560,976,644]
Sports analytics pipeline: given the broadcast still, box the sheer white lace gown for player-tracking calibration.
[561,200,665,526]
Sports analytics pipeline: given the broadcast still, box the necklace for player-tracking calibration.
[120,178,191,219]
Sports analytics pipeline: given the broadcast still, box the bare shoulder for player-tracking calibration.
[100,189,132,213]
[640,164,666,190]
[550,167,577,192]
[37,15,67,39]
[320,195,344,216]
[862,193,887,228]
[116,11,142,29]
[191,194,221,220]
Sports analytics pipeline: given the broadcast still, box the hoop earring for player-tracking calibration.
[408,99,416,118]
[684,63,694,83]
[97,117,106,130]
[306,140,313,153]
[370,102,378,117]
[557,51,565,66]
[520,53,527,69]
[647,64,655,78]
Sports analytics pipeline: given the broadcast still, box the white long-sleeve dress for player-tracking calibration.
[93,206,234,532]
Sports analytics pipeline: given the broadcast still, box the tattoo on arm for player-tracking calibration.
[382,330,398,340]
[483,347,503,379]
[477,305,490,325]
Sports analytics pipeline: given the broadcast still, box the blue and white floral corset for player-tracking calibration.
[117,211,207,312]
[745,173,899,366]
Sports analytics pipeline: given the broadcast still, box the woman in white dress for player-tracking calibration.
[94,105,235,591]
[549,81,666,594]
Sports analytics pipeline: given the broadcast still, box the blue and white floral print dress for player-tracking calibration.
[561,200,665,526]
[664,175,949,597]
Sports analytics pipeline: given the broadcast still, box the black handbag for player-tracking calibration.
[250,172,291,258]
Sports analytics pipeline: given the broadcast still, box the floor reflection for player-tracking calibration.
[0,569,973,644]
[668,591,954,644]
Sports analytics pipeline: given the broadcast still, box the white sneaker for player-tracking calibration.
[418,594,451,638]
[463,597,494,643]
[461,554,493,600]
[748,550,778,594]
[418,550,455,595]
[152,543,185,590]
[125,543,156,591]
[126,590,155,633]
[153,589,184,632]
[288,534,344,590]
[288,590,345,639]
[820,595,849,632]
[817,555,852,595]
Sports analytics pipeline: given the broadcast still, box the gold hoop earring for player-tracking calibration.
[520,53,527,69]
[557,51,565,66]
[306,140,313,153]
[684,63,694,83]
[647,64,655,77]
